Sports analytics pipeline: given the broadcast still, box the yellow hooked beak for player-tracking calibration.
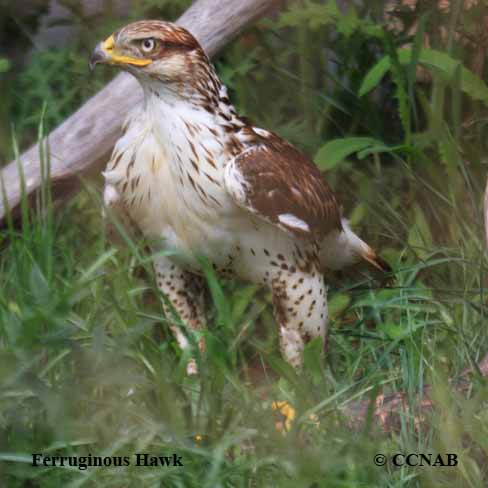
[89,35,153,70]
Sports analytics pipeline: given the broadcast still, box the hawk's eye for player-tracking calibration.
[141,38,156,53]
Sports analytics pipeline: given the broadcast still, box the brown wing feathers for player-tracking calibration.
[227,133,342,240]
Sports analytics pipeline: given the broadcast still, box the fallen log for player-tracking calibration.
[0,0,285,224]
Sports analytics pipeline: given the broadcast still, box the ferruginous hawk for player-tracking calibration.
[90,21,390,373]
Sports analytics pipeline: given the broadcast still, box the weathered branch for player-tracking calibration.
[0,0,285,223]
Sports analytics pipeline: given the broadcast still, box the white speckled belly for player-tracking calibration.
[104,114,241,271]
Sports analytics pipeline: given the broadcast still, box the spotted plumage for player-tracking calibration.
[91,20,390,372]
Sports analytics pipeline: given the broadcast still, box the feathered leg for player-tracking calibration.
[103,182,207,374]
[237,233,328,369]
[270,262,328,368]
[153,255,207,375]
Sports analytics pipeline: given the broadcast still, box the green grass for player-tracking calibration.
[1,1,488,486]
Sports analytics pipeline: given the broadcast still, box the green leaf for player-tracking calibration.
[314,137,382,170]
[29,264,50,306]
[198,257,231,327]
[0,453,36,464]
[359,56,391,97]
[357,143,407,160]
[231,284,259,323]
[379,322,404,341]
[0,58,10,73]
[379,321,425,341]
[408,204,433,259]
[303,337,323,381]
[359,48,488,107]
[328,293,351,317]
[384,35,410,140]
[278,0,339,31]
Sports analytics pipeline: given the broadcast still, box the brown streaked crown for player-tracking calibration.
[90,20,215,91]
[114,20,203,59]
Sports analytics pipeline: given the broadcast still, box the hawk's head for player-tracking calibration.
[90,21,208,86]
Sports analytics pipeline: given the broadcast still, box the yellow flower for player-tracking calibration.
[272,401,296,432]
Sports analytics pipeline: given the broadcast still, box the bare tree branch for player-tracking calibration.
[0,0,285,224]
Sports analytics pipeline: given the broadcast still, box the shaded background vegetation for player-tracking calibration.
[1,0,488,486]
